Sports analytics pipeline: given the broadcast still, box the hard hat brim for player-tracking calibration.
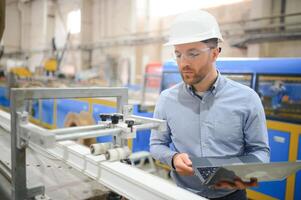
[164,36,223,46]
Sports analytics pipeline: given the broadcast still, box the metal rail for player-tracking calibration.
[9,87,128,199]
[0,105,205,200]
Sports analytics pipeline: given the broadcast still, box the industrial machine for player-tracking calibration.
[0,87,205,200]
[161,58,301,124]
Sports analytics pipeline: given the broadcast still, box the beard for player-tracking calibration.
[180,70,207,86]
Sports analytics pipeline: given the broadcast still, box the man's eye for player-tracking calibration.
[189,53,200,57]
[175,54,181,58]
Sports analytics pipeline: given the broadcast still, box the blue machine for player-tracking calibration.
[161,58,301,123]
[56,99,89,128]
[0,86,9,108]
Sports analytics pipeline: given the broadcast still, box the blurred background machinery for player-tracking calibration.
[0,0,301,200]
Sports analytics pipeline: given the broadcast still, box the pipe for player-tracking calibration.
[56,127,122,141]
[133,123,158,131]
[50,124,108,135]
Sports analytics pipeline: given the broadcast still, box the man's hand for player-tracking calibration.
[214,177,258,190]
[172,153,194,176]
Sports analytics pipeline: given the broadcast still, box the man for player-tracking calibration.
[150,10,270,200]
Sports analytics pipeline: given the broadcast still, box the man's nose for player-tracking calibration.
[178,56,190,69]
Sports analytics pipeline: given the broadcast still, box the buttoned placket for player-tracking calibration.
[185,75,220,157]
[199,92,211,156]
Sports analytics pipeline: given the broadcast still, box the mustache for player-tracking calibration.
[181,66,194,72]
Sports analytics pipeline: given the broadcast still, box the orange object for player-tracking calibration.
[282,95,289,103]
[145,62,162,88]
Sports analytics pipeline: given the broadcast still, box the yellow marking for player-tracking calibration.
[264,110,301,120]
[286,175,296,200]
[74,98,117,108]
[29,117,54,129]
[267,120,301,135]
[259,76,301,81]
[247,189,278,200]
[155,160,171,171]
[40,121,54,129]
[285,130,299,200]
[128,139,133,151]
[29,117,40,125]
[0,105,9,112]
[288,131,300,161]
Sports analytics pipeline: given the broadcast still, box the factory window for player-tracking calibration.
[257,75,301,123]
[67,9,81,34]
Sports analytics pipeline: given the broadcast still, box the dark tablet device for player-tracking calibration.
[191,156,301,186]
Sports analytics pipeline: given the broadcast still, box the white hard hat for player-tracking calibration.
[165,10,223,46]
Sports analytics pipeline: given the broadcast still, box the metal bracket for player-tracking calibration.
[122,105,133,118]
[16,111,29,149]
[129,115,167,132]
[17,111,56,149]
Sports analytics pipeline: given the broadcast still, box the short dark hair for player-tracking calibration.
[202,38,218,48]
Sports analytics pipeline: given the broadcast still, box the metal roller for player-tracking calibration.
[105,147,131,161]
[90,142,113,155]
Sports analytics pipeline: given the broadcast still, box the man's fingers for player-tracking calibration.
[177,170,194,176]
[234,180,245,190]
[173,153,194,175]
[214,181,235,190]
[175,162,194,174]
[176,163,194,175]
[245,178,258,187]
[182,154,192,166]
[214,177,258,190]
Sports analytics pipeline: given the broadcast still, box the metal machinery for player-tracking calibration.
[0,87,206,200]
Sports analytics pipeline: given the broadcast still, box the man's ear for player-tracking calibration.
[211,48,220,62]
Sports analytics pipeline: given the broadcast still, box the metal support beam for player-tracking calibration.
[11,87,128,101]
[50,124,108,135]
[55,127,122,141]
[10,89,27,199]
[9,87,128,200]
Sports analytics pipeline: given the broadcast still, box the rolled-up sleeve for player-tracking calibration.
[244,92,270,163]
[150,93,178,167]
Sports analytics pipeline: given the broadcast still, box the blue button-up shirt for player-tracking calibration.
[150,73,270,198]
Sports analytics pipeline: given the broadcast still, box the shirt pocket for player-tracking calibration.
[212,112,243,143]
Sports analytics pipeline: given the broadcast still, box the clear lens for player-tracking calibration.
[174,47,211,61]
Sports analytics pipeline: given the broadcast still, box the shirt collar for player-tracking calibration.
[186,70,222,97]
